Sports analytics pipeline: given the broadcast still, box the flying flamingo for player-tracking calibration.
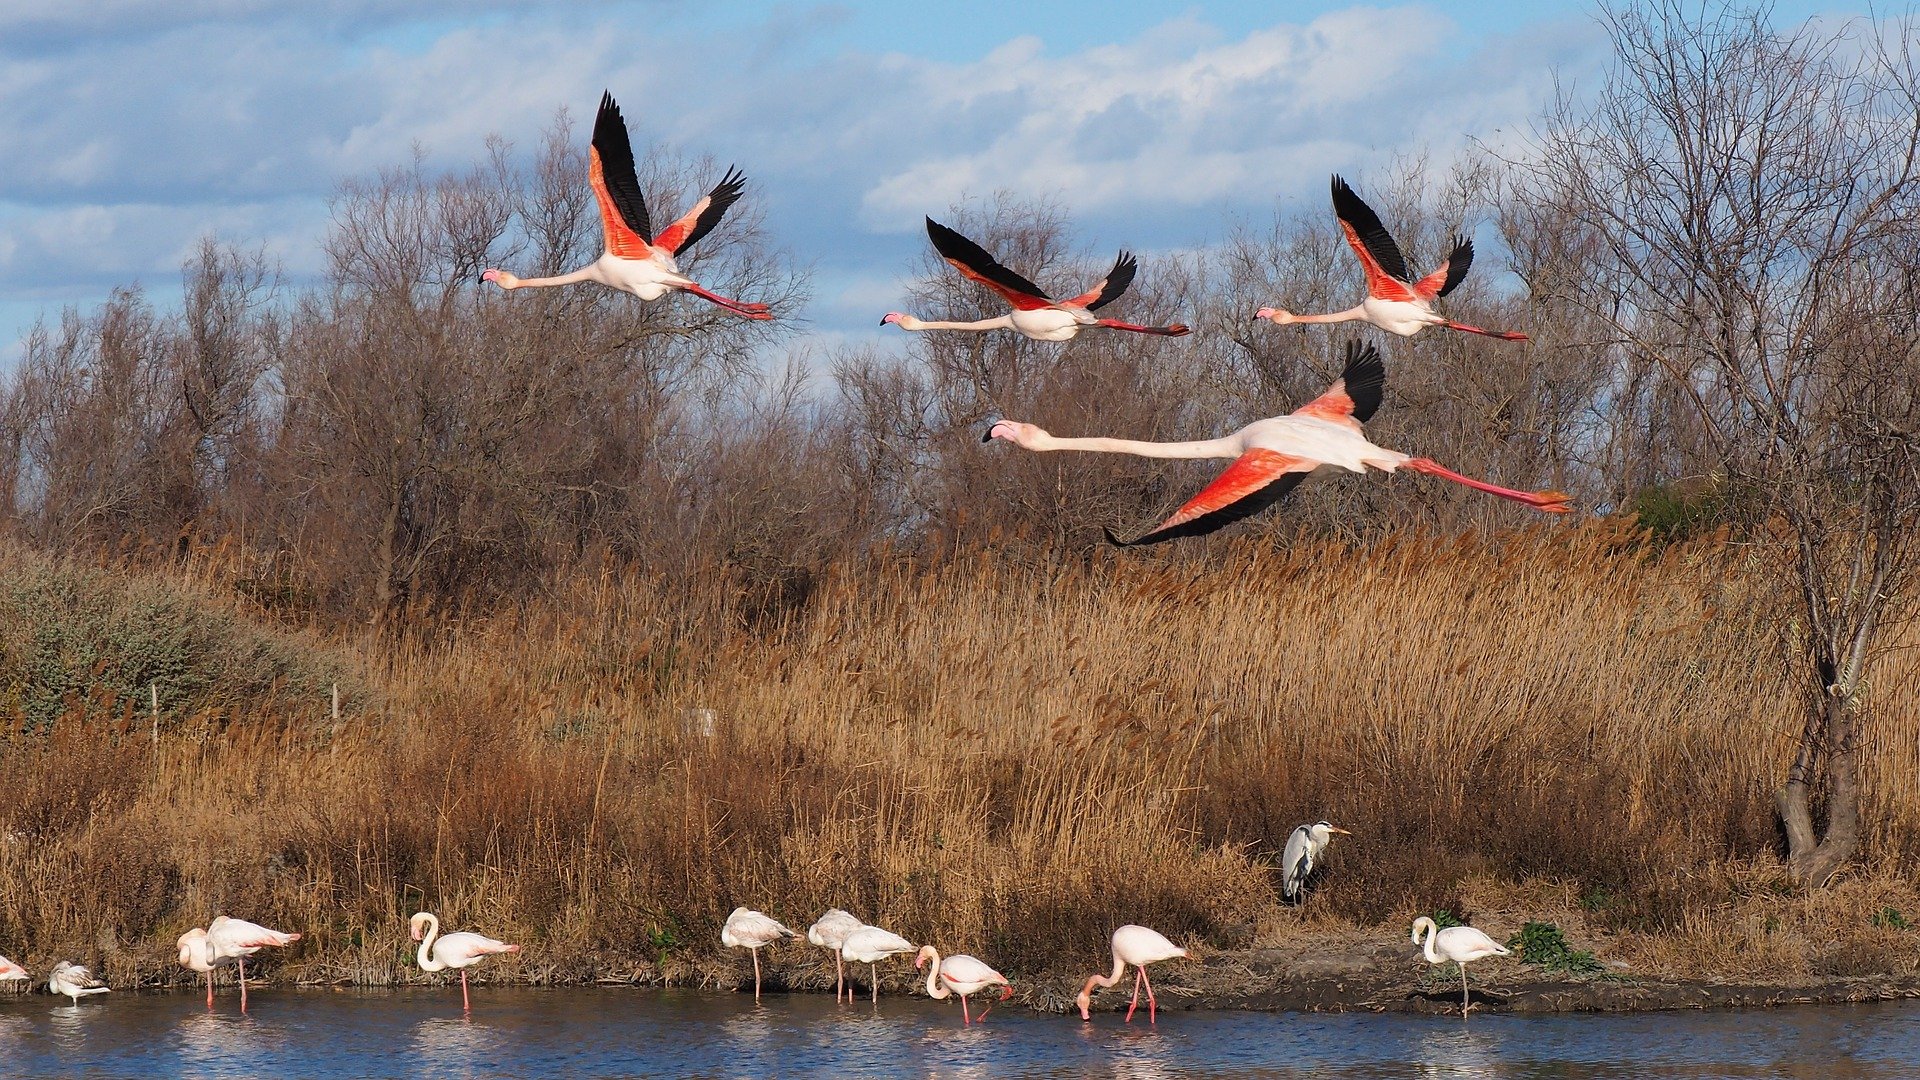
[838,924,916,1004]
[915,944,1012,1025]
[806,909,865,1004]
[1281,821,1352,904]
[204,915,301,1013]
[0,954,27,983]
[1076,925,1188,1023]
[1257,176,1527,341]
[1411,917,1512,1017]
[481,92,772,320]
[882,218,1190,341]
[47,961,110,1005]
[722,907,797,1002]
[409,911,520,1014]
[177,928,234,1008]
[985,341,1571,545]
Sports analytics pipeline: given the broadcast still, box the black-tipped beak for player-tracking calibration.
[879,317,889,326]
[980,417,1002,443]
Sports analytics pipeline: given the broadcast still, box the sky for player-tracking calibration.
[0,1,1861,368]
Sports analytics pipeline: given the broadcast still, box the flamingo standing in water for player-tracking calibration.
[985,341,1571,545]
[1411,917,1511,1017]
[915,944,1012,1025]
[1257,176,1527,341]
[409,911,520,1014]
[722,907,797,1002]
[838,924,916,1004]
[0,954,27,983]
[177,928,235,1008]
[806,909,865,1004]
[204,915,301,1013]
[47,961,110,1005]
[882,219,1190,340]
[1076,925,1188,1023]
[481,92,772,320]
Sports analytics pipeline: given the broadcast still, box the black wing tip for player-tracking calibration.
[1340,340,1388,423]
[1103,526,1143,547]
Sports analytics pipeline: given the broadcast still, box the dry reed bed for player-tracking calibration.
[1,523,1917,992]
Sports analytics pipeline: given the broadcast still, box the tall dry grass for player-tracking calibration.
[1,523,1916,992]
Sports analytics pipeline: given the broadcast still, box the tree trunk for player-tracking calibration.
[1775,690,1861,887]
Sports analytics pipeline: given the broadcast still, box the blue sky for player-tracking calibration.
[0,1,1864,365]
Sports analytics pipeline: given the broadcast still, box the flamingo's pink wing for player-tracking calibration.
[1107,449,1316,547]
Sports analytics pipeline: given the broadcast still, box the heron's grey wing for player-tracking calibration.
[1281,826,1313,900]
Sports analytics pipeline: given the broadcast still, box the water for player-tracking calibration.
[3,987,1916,1078]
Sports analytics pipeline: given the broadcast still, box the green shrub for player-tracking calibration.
[1508,920,1604,974]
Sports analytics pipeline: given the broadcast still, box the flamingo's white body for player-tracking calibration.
[1258,175,1527,342]
[1076,924,1188,1023]
[409,911,520,1014]
[838,924,916,1003]
[987,342,1571,545]
[915,944,1012,1025]
[0,954,28,983]
[1281,821,1352,904]
[201,915,301,1012]
[883,218,1189,341]
[481,92,771,320]
[1411,917,1511,1016]
[48,961,109,1005]
[722,907,797,1002]
[806,909,865,1004]
[177,928,235,1008]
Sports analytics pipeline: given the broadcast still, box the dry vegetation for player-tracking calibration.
[1,523,1916,995]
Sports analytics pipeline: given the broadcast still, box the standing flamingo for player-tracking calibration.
[47,961,110,1005]
[1281,821,1352,904]
[481,92,772,320]
[986,341,1571,545]
[882,218,1190,340]
[722,907,797,1002]
[1411,916,1511,1017]
[1076,925,1188,1023]
[915,944,1012,1025]
[409,911,520,1014]
[838,924,916,1004]
[205,915,301,1013]
[0,954,27,983]
[806,909,865,1004]
[1257,176,1527,341]
[177,928,234,1008]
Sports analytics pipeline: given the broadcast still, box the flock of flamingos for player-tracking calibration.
[2,87,1553,1027]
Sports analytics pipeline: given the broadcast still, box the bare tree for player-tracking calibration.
[1512,1,1920,884]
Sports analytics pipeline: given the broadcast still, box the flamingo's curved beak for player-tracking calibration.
[980,418,1004,443]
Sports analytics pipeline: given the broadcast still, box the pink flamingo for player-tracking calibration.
[986,341,1571,545]
[806,909,865,1004]
[722,907,798,1002]
[0,954,27,983]
[883,218,1189,340]
[1258,176,1527,341]
[177,928,233,1008]
[839,924,916,1003]
[1076,925,1188,1023]
[481,92,771,320]
[410,911,520,1014]
[915,944,1012,1025]
[203,916,301,1013]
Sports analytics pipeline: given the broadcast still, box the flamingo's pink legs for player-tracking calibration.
[205,970,215,1009]
[973,984,1013,1023]
[752,949,763,1002]
[237,957,248,1014]
[1142,966,1157,1023]
[835,952,847,1003]
[1439,319,1528,342]
[869,963,880,1004]
[960,991,972,1025]
[679,282,774,320]
[461,969,471,1013]
[1126,968,1142,1022]
[1403,458,1572,512]
[1094,318,1190,337]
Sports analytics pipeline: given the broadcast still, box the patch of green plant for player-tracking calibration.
[1580,886,1616,912]
[1506,921,1604,975]
[1871,907,1910,931]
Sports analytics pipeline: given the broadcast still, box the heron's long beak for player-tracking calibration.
[1329,827,1352,836]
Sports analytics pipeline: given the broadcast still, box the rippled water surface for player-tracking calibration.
[4,987,1918,1077]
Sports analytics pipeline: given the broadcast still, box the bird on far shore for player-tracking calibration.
[205,915,302,1013]
[723,907,798,1002]
[48,961,110,1005]
[1281,821,1352,904]
[916,944,1012,1025]
[409,911,520,1014]
[1411,916,1511,1017]
[985,341,1572,545]
[806,909,865,1004]
[839,924,916,1004]
[1076,924,1188,1023]
[481,91,772,320]
[1257,176,1527,341]
[882,218,1190,340]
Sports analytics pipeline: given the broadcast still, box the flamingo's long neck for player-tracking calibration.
[496,266,601,290]
[1090,950,1126,992]
[920,947,950,1000]
[899,315,1013,332]
[416,915,445,972]
[1417,921,1441,964]
[1292,305,1368,325]
[1023,434,1241,460]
